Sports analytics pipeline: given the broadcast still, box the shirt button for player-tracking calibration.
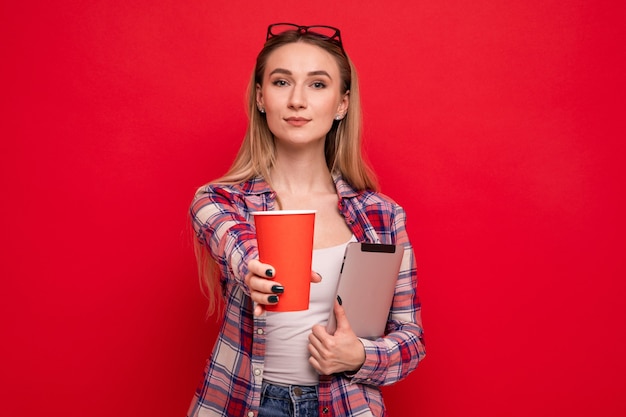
[254,368,262,376]
[247,412,254,417]
[257,328,264,335]
[322,406,329,413]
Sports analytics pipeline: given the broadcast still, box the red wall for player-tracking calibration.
[2,1,625,416]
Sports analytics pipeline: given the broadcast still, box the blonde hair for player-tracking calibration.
[196,31,378,315]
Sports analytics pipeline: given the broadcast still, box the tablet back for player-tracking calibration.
[326,242,404,340]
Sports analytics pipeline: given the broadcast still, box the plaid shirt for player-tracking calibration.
[187,175,425,417]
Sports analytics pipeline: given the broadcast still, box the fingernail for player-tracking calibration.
[316,271,323,280]
[337,295,343,305]
[271,285,284,294]
[268,295,279,304]
[265,268,274,277]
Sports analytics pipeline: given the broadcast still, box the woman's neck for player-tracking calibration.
[270,163,334,195]
[270,149,335,196]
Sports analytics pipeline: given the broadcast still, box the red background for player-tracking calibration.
[2,1,625,416]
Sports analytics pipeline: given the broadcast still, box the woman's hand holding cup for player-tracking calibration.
[245,259,322,316]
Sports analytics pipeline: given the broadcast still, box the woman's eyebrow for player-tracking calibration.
[269,68,291,76]
[268,68,332,78]
[307,70,332,78]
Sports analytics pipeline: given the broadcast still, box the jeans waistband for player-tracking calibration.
[262,380,318,400]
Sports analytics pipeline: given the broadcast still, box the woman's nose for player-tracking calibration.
[288,86,307,109]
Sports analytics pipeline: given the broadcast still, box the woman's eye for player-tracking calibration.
[312,82,326,89]
[272,79,289,87]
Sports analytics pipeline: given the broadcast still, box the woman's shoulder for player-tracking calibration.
[335,175,402,210]
[190,177,274,220]
[357,189,399,206]
[195,176,272,198]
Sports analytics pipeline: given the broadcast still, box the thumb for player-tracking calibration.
[333,296,351,332]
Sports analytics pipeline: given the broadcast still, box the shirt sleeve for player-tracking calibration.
[347,203,426,386]
[190,184,259,291]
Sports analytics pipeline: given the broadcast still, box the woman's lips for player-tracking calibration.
[285,117,311,126]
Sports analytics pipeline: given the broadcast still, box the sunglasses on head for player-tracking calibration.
[266,23,345,55]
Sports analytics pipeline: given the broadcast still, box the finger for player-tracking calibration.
[307,336,325,370]
[251,294,278,317]
[307,337,320,360]
[250,293,279,306]
[309,325,336,356]
[308,355,323,374]
[250,278,279,305]
[248,259,276,279]
[247,274,284,294]
[310,271,323,283]
[310,323,330,340]
[254,303,264,317]
[307,337,335,376]
[333,299,351,332]
[308,326,324,352]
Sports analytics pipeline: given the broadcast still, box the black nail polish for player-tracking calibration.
[268,295,279,304]
[337,295,343,306]
[271,285,284,294]
[265,269,274,278]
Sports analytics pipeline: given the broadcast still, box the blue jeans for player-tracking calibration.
[258,381,319,417]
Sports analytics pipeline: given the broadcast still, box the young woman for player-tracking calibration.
[188,23,425,417]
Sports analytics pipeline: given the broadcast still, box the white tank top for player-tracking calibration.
[263,237,355,385]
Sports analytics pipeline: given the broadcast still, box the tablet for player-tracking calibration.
[326,242,404,340]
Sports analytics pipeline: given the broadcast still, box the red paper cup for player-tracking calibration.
[251,210,316,312]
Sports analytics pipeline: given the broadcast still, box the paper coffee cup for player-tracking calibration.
[251,210,316,312]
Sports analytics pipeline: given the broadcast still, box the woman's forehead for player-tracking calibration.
[264,42,340,76]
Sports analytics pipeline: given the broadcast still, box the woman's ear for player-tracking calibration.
[256,84,264,110]
[337,90,350,117]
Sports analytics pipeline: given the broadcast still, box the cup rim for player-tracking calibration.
[251,210,316,215]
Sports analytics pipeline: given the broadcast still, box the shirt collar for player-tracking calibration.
[241,176,274,195]
[332,173,360,199]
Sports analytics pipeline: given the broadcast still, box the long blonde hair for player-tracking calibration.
[196,30,378,315]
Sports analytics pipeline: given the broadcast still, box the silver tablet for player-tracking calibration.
[326,242,404,340]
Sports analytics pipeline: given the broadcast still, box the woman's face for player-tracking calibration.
[256,41,349,149]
